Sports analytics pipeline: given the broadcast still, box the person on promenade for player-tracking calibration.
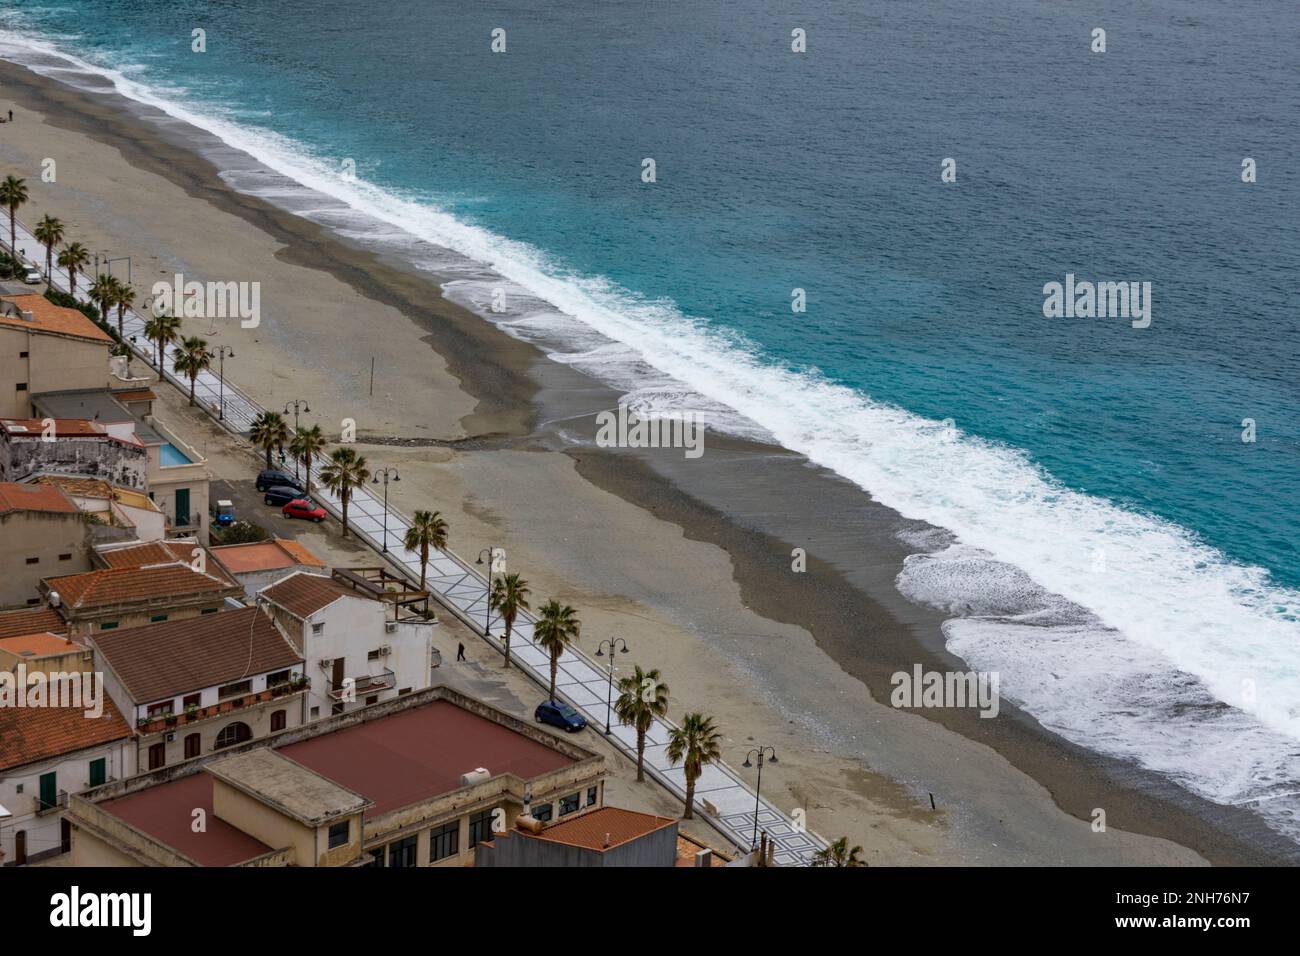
[457,642,466,662]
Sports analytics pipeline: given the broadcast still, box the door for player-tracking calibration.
[60,819,71,854]
[184,733,201,759]
[89,757,106,787]
[148,742,166,770]
[38,771,56,811]
[14,830,25,866]
[174,488,190,527]
[332,658,344,698]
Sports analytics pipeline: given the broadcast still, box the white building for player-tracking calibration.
[259,571,437,723]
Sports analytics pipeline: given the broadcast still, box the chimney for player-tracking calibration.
[695,848,712,868]
[603,832,611,849]
[20,309,34,322]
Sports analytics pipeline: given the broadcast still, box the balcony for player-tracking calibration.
[36,790,69,815]
[327,668,395,702]
[135,681,308,735]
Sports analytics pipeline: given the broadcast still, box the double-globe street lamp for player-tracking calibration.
[476,547,502,637]
[595,638,630,735]
[284,399,311,479]
[742,746,779,851]
[371,467,400,552]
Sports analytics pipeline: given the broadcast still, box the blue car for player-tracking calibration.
[263,485,304,506]
[535,700,587,733]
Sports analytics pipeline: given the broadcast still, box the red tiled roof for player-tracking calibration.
[529,806,676,852]
[43,562,239,611]
[212,538,325,574]
[282,699,577,816]
[100,773,273,866]
[0,418,114,438]
[0,606,67,639]
[0,294,113,343]
[259,572,353,618]
[95,539,194,570]
[91,607,302,704]
[0,692,132,772]
[0,481,79,516]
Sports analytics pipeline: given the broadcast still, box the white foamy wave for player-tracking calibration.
[5,28,1300,827]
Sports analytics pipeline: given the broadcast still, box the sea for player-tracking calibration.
[2,0,1298,843]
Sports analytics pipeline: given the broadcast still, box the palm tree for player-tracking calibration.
[33,214,63,280]
[89,274,118,325]
[811,837,866,868]
[615,665,670,782]
[57,242,89,299]
[403,509,449,590]
[666,712,723,820]
[172,336,212,406]
[142,311,181,370]
[249,411,290,470]
[288,424,326,493]
[489,573,530,669]
[111,280,136,337]
[319,447,369,537]
[534,599,580,700]
[0,175,27,257]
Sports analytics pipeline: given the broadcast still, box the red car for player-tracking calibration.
[282,497,327,523]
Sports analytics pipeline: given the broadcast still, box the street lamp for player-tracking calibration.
[214,345,235,421]
[594,638,629,735]
[475,547,501,636]
[284,399,311,479]
[371,467,400,552]
[742,746,779,851]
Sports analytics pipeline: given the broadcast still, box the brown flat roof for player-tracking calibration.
[100,773,273,866]
[281,699,577,816]
[0,630,83,657]
[0,606,67,639]
[529,805,677,852]
[212,538,324,574]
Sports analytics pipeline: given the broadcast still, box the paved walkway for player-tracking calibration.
[10,219,827,865]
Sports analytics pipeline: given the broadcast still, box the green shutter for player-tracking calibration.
[89,758,106,787]
[174,488,191,526]
[39,771,57,810]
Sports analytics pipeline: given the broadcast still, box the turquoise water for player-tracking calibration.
[4,0,1300,838]
[158,443,191,467]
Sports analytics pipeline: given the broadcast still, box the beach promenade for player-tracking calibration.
[12,214,827,866]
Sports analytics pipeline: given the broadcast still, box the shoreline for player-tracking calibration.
[1,55,1290,865]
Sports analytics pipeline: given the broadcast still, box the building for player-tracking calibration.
[476,805,681,867]
[90,607,306,772]
[259,571,437,722]
[0,481,91,606]
[0,292,113,419]
[29,475,165,543]
[65,686,607,867]
[0,417,148,489]
[0,630,91,677]
[0,688,133,866]
[39,546,244,636]
[211,537,326,596]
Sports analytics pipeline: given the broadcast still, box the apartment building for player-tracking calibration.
[0,417,148,489]
[211,537,326,597]
[0,292,113,419]
[0,482,91,606]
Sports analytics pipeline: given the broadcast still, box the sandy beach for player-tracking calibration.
[1,56,1289,866]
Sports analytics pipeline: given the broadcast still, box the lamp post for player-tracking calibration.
[284,399,310,479]
[742,746,778,851]
[594,638,629,735]
[371,467,400,552]
[214,345,235,420]
[475,547,500,636]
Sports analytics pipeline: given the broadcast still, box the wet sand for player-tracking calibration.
[1,56,1289,865]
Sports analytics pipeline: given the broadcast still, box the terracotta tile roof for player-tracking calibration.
[529,806,677,852]
[91,607,302,704]
[95,539,195,570]
[0,294,113,343]
[0,630,84,658]
[0,692,132,772]
[259,572,354,619]
[0,481,79,516]
[43,562,240,611]
[0,418,114,438]
[0,606,67,639]
[212,538,325,574]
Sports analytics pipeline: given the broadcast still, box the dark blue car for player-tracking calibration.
[257,469,303,493]
[263,485,304,506]
[535,700,587,733]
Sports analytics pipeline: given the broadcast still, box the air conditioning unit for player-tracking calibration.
[164,732,176,743]
[384,621,397,634]
[377,645,392,657]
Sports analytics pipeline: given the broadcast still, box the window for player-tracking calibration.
[559,793,580,816]
[399,687,412,696]
[38,772,57,811]
[310,706,320,720]
[214,722,252,750]
[331,703,345,716]
[25,557,38,565]
[532,803,553,823]
[99,622,118,630]
[184,734,201,759]
[201,607,218,615]
[270,709,287,732]
[468,808,497,848]
[16,382,27,391]
[267,669,290,687]
[148,743,166,770]
[387,835,417,868]
[183,693,201,710]
[58,553,72,561]
[365,695,378,706]
[367,649,381,661]
[150,614,169,623]
[19,350,27,358]
[89,758,106,787]
[328,820,350,849]
[218,680,251,700]
[311,622,324,635]
[587,786,598,807]
[146,701,173,719]
[429,822,459,862]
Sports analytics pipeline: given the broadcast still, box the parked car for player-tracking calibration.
[256,469,302,493]
[209,499,236,527]
[535,700,587,733]
[22,268,42,284]
[282,497,326,522]
[262,485,303,506]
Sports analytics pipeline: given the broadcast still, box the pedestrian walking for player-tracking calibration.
[457,642,466,662]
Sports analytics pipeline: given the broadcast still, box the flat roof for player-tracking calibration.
[207,749,371,826]
[527,805,677,852]
[30,389,134,424]
[100,773,273,866]
[213,538,325,574]
[281,699,578,816]
[0,631,83,657]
